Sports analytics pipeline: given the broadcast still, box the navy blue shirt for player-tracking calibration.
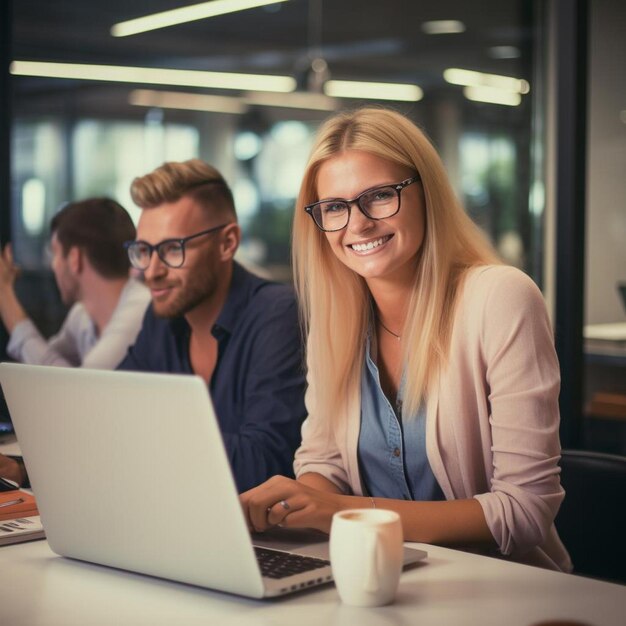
[118,262,306,492]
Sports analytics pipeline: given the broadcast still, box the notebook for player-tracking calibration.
[0,363,426,598]
[0,490,45,546]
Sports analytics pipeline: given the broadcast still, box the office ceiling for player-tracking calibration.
[10,0,535,118]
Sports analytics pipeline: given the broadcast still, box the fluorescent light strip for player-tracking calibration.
[444,68,529,95]
[324,80,423,102]
[10,60,296,93]
[129,89,338,113]
[421,20,466,35]
[130,89,248,114]
[244,91,337,111]
[463,86,521,106]
[112,0,290,37]
[488,46,521,60]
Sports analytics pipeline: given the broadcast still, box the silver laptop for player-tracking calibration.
[0,363,426,598]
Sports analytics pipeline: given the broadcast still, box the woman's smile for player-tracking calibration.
[347,234,394,254]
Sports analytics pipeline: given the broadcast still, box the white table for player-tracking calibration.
[1,539,624,626]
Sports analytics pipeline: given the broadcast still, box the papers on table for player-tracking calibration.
[0,515,45,547]
[0,490,45,547]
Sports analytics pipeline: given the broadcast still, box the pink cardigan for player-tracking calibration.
[294,265,572,572]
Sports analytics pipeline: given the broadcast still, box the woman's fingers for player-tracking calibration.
[266,493,307,527]
[240,476,342,534]
[243,476,299,532]
[276,498,336,533]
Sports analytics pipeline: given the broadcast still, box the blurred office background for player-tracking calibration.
[0,1,624,452]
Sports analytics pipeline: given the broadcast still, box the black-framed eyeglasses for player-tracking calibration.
[124,223,229,270]
[304,176,420,232]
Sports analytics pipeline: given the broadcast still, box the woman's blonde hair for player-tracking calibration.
[293,107,500,422]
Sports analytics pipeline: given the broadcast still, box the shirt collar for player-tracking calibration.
[213,261,255,337]
[168,261,255,340]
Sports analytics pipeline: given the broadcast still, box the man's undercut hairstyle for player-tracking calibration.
[130,159,237,221]
[50,197,135,279]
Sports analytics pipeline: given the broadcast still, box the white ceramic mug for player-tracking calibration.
[329,508,403,607]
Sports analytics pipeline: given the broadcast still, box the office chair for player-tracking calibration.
[555,449,626,584]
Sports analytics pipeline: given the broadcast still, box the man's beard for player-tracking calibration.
[58,276,79,308]
[150,273,218,320]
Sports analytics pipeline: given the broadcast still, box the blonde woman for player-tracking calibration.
[241,108,571,571]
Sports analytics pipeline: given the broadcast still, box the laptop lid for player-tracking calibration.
[0,363,271,597]
[1,363,426,597]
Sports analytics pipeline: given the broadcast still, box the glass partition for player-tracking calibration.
[7,0,545,335]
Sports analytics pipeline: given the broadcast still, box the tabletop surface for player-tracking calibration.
[1,539,624,626]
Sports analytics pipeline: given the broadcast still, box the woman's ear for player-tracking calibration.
[218,223,241,262]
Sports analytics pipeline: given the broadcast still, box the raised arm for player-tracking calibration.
[0,244,28,335]
[6,304,88,367]
[80,281,150,369]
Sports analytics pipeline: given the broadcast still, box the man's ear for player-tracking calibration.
[218,223,241,262]
[67,246,83,274]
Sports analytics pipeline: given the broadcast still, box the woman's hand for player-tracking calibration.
[241,476,496,547]
[240,475,348,534]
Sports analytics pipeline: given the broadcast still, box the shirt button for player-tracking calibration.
[393,448,401,457]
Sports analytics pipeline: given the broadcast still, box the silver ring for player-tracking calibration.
[279,500,290,511]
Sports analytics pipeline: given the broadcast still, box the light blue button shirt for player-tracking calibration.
[358,335,444,501]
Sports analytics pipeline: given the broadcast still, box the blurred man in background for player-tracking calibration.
[0,197,150,368]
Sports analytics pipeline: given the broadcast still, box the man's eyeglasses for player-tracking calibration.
[124,223,229,270]
[304,176,420,232]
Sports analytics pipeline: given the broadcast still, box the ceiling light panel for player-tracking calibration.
[444,68,529,94]
[488,46,521,59]
[129,89,339,113]
[324,80,423,102]
[129,90,248,114]
[11,61,296,93]
[463,86,521,106]
[421,20,466,35]
[112,0,291,37]
[244,92,338,111]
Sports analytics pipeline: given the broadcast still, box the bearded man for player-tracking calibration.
[117,159,306,492]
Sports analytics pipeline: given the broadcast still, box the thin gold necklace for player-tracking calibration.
[377,318,401,341]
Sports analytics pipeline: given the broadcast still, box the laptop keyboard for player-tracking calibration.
[254,546,330,579]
